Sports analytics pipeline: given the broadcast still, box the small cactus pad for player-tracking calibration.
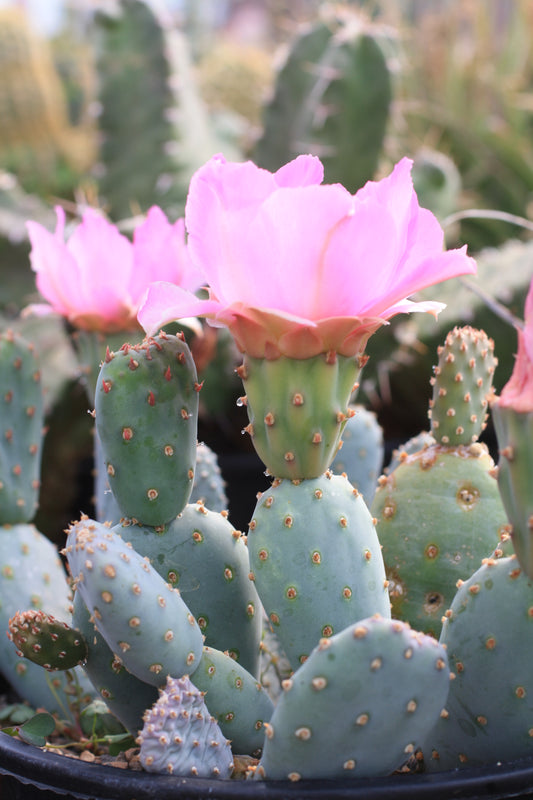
[372,442,507,637]
[192,646,274,755]
[330,404,384,504]
[428,326,497,447]
[0,330,44,525]
[249,472,390,668]
[423,555,533,770]
[239,351,364,479]
[138,674,234,778]
[8,609,88,670]
[65,517,204,686]
[492,402,533,578]
[254,615,450,781]
[95,332,199,526]
[113,503,262,678]
[189,443,228,512]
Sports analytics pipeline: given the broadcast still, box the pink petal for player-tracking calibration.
[274,155,324,187]
[138,282,221,336]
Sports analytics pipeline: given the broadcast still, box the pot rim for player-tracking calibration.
[1,732,533,800]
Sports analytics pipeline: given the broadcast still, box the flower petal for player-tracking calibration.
[138,282,221,336]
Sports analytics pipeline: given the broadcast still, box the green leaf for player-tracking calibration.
[105,732,136,756]
[2,712,56,747]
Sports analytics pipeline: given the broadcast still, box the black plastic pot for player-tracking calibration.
[2,734,533,800]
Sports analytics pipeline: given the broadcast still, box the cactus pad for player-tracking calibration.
[8,609,88,670]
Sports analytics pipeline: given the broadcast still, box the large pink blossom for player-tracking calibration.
[497,279,533,412]
[26,205,203,334]
[138,154,477,359]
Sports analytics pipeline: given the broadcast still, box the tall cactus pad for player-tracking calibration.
[95,332,199,526]
[492,403,533,578]
[249,472,390,668]
[330,404,384,505]
[372,442,507,636]
[139,674,234,778]
[189,443,228,512]
[112,503,262,678]
[239,352,363,479]
[429,326,497,447]
[254,615,449,781]
[65,517,204,686]
[423,555,533,770]
[0,330,44,524]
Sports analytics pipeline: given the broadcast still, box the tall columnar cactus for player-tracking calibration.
[371,327,507,636]
[0,330,43,524]
[113,502,262,678]
[239,351,364,480]
[95,332,200,526]
[248,471,390,669]
[422,554,533,770]
[254,9,392,193]
[254,615,450,781]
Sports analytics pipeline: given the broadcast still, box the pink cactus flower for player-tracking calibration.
[497,280,533,412]
[138,154,477,359]
[26,205,203,334]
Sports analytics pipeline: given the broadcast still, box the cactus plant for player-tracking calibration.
[372,327,508,636]
[248,471,390,669]
[254,615,450,781]
[330,403,384,504]
[94,332,200,527]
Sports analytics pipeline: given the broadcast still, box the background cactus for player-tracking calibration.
[330,404,384,505]
[254,7,392,193]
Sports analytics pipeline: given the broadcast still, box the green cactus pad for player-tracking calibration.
[372,442,507,637]
[72,592,158,736]
[65,517,204,687]
[192,646,274,756]
[330,404,384,505]
[423,555,533,770]
[189,443,228,512]
[429,326,497,447]
[249,472,390,668]
[239,352,364,479]
[254,615,450,781]
[492,402,533,578]
[95,332,199,526]
[138,674,234,778]
[0,330,44,525]
[113,503,262,678]
[8,609,88,670]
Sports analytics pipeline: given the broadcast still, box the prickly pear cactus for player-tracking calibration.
[0,523,93,713]
[189,443,228,512]
[239,352,364,479]
[191,646,274,755]
[372,328,506,637]
[248,471,390,669]
[254,615,450,781]
[386,430,435,474]
[254,9,391,193]
[428,326,497,447]
[95,332,200,526]
[65,517,204,686]
[138,674,234,778]
[492,401,533,578]
[112,502,262,677]
[330,404,384,505]
[72,592,159,735]
[8,609,88,670]
[422,554,533,770]
[0,330,44,525]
